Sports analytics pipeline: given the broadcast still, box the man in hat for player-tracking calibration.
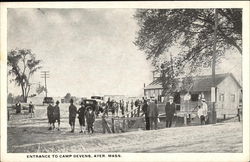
[142,98,150,130]
[69,99,77,133]
[47,103,54,130]
[165,96,176,128]
[77,102,86,133]
[198,98,208,125]
[53,101,61,130]
[148,98,158,130]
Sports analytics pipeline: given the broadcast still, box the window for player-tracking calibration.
[219,94,224,101]
[231,94,235,102]
[191,94,199,101]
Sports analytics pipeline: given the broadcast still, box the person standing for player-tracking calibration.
[125,101,129,115]
[77,102,86,133]
[86,107,96,134]
[47,103,54,130]
[69,99,77,133]
[120,100,125,116]
[16,101,21,114]
[135,99,140,117]
[142,99,150,130]
[148,98,158,130]
[130,100,134,117]
[28,101,34,118]
[197,98,208,125]
[165,96,176,128]
[53,101,61,131]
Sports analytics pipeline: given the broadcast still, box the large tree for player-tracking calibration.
[134,9,242,95]
[8,49,42,102]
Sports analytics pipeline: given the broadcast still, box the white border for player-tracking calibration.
[1,2,249,162]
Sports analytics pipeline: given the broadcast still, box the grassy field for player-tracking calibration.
[7,103,243,153]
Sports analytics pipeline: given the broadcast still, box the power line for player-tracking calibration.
[40,71,50,97]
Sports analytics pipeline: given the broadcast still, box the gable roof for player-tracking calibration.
[144,73,241,92]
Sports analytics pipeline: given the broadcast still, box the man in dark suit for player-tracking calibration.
[165,96,175,128]
[148,98,158,130]
[142,98,150,130]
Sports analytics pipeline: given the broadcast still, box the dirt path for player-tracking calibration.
[8,121,242,153]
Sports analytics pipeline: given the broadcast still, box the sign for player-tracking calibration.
[184,93,191,101]
[211,87,216,102]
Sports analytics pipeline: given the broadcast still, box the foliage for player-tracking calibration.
[7,93,23,104]
[134,9,242,95]
[8,49,42,102]
[36,85,46,95]
[64,93,71,103]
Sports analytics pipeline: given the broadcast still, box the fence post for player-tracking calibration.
[8,109,10,121]
[111,117,115,133]
[184,114,187,125]
[237,108,241,122]
[122,117,126,132]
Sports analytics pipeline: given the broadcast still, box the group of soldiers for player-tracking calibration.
[47,99,95,133]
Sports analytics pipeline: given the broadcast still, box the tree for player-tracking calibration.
[8,49,42,102]
[7,93,14,104]
[64,93,71,103]
[134,9,242,95]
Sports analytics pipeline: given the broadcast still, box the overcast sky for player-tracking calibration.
[7,8,242,98]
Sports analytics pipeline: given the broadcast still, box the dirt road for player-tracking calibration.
[8,106,242,153]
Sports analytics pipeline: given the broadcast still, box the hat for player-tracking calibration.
[201,98,206,102]
[87,106,92,111]
[56,101,60,104]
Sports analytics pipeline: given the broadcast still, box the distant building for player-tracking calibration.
[103,95,125,102]
[144,73,242,118]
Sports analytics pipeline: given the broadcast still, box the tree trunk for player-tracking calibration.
[21,84,25,102]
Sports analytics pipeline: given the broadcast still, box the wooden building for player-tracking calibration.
[144,73,242,118]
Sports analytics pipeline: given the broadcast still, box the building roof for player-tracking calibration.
[144,79,163,89]
[144,73,241,92]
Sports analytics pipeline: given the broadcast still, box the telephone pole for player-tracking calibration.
[211,9,218,124]
[41,71,50,97]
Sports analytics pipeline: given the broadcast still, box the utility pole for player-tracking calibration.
[41,71,50,97]
[211,9,218,124]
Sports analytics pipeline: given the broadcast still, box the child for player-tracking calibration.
[77,102,86,133]
[69,99,77,133]
[86,107,95,134]
[53,101,61,131]
[28,101,35,118]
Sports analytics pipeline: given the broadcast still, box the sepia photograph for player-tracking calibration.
[1,2,249,162]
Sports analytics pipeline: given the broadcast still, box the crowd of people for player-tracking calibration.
[47,99,96,134]
[13,96,209,134]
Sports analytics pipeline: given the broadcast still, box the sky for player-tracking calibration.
[7,8,153,97]
[7,8,242,98]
